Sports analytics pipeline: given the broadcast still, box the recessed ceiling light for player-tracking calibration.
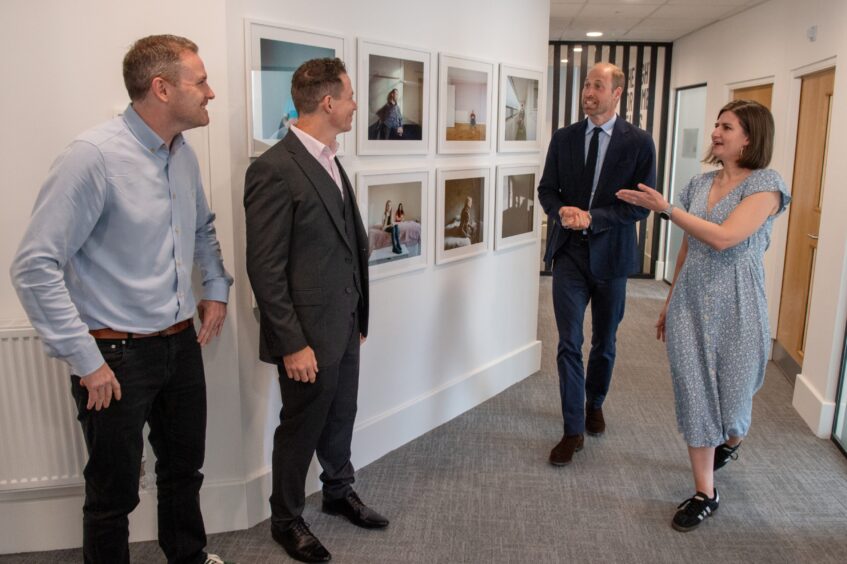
[561,58,569,63]
[587,31,603,38]
[573,47,583,52]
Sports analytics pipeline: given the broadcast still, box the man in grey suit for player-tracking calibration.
[244,58,388,563]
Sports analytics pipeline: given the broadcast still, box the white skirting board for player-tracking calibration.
[792,372,836,438]
[0,340,541,554]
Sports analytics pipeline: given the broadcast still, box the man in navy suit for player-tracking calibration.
[538,62,656,466]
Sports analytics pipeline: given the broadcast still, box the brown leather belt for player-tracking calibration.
[89,319,193,340]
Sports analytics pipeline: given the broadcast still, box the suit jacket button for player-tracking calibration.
[345,287,352,294]
[345,257,352,263]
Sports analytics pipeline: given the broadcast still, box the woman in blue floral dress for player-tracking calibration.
[617,100,790,532]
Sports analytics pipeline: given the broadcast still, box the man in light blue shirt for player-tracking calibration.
[10,35,233,564]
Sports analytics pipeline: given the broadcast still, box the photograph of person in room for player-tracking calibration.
[500,172,536,239]
[375,88,404,139]
[367,54,423,140]
[443,177,484,249]
[504,75,538,142]
[445,67,488,141]
[367,182,423,265]
[256,37,333,146]
[616,99,790,533]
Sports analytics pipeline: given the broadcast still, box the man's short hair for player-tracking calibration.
[291,58,347,115]
[608,64,625,92]
[704,99,774,170]
[123,35,198,101]
[594,62,624,91]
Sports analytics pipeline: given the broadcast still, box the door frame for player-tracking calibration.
[724,75,775,103]
[769,57,837,368]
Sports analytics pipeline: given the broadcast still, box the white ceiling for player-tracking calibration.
[549,0,768,43]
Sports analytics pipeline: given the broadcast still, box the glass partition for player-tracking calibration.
[664,84,707,282]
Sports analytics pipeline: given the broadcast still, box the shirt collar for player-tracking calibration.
[586,114,617,137]
[123,103,185,156]
[291,124,339,161]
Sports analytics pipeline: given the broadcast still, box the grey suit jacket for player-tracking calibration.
[244,133,369,367]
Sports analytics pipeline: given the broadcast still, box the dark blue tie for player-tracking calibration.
[580,127,601,210]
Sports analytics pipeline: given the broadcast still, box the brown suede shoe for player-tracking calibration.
[549,434,584,466]
[585,405,605,436]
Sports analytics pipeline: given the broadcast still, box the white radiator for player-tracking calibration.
[0,326,87,495]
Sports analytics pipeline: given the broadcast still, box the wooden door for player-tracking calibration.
[732,83,773,109]
[777,68,835,366]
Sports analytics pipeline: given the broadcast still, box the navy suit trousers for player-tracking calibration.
[552,236,627,435]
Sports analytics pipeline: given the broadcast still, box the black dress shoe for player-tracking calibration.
[322,491,389,529]
[549,433,584,466]
[271,517,331,563]
[585,404,605,436]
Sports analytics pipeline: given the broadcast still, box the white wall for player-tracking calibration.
[225,0,548,532]
[0,0,549,553]
[669,0,847,437]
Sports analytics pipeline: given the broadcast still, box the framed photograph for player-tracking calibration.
[497,65,544,152]
[494,164,541,250]
[357,38,431,155]
[245,20,345,157]
[435,167,492,264]
[437,54,495,154]
[357,170,431,280]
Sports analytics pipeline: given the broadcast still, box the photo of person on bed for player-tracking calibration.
[367,182,423,266]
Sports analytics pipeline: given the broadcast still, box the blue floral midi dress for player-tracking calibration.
[666,168,790,447]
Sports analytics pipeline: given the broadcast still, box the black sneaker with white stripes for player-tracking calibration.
[672,489,719,532]
[714,441,741,470]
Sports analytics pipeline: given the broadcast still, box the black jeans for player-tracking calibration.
[270,313,360,530]
[70,326,208,564]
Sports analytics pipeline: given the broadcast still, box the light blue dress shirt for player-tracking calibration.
[585,114,617,208]
[10,104,233,377]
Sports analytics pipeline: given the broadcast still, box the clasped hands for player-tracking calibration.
[558,206,591,230]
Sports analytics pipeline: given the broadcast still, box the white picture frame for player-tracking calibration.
[435,167,493,265]
[494,164,541,250]
[437,54,496,154]
[357,38,431,156]
[497,64,544,153]
[245,20,346,157]
[357,170,431,280]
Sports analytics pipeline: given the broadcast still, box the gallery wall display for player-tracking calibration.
[437,54,495,154]
[494,164,540,250]
[357,170,431,280]
[497,64,544,153]
[357,38,431,156]
[435,167,493,265]
[245,20,345,157]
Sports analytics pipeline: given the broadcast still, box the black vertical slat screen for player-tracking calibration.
[646,47,659,134]
[620,46,631,121]
[578,46,588,122]
[565,45,575,126]
[633,45,644,128]
[545,40,673,277]
[551,44,561,135]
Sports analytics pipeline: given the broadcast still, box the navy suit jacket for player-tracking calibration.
[538,117,657,279]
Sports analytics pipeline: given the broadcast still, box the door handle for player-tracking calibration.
[807,233,819,240]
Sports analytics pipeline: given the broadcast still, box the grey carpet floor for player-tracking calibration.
[5,278,847,563]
